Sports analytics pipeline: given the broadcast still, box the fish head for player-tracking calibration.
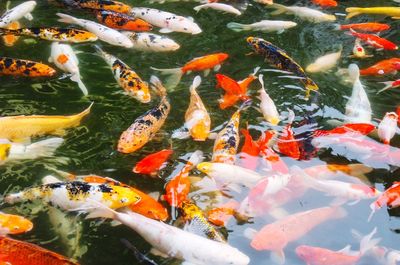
[190,122,209,141]
[30,63,57,77]
[0,214,33,235]
[217,53,229,63]
[74,30,98,42]
[126,19,153,31]
[118,130,147,154]
[102,185,142,209]
[295,245,317,261]
[196,162,213,174]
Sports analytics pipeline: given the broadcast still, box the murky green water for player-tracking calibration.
[1,0,400,264]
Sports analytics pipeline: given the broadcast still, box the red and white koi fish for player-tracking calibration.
[313,123,375,137]
[378,112,398,144]
[277,110,300,159]
[348,29,398,50]
[371,182,400,216]
[351,38,372,59]
[378,79,400,94]
[0,1,36,28]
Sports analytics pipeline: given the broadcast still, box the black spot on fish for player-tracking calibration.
[3,58,13,68]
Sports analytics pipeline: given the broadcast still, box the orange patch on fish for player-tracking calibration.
[56,54,69,65]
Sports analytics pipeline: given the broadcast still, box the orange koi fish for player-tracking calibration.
[151,53,229,88]
[312,0,337,8]
[0,57,56,77]
[338,22,390,32]
[164,150,203,207]
[277,110,300,159]
[349,29,398,50]
[207,200,239,227]
[238,127,260,170]
[75,0,132,13]
[0,236,78,265]
[371,182,400,215]
[359,58,400,76]
[95,10,152,31]
[378,79,400,94]
[0,212,33,235]
[314,123,375,137]
[133,149,173,176]
[2,21,20,47]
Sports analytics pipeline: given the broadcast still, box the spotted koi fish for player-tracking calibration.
[4,181,141,210]
[0,57,56,77]
[95,10,152,31]
[118,76,170,153]
[247,36,318,99]
[73,0,132,13]
[95,46,150,103]
[0,27,98,43]
[212,100,252,164]
[180,200,226,243]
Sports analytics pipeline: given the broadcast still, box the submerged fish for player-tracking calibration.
[277,110,300,159]
[0,56,56,77]
[227,20,297,33]
[194,3,242,16]
[95,46,151,103]
[306,49,342,73]
[258,74,280,125]
[0,212,33,235]
[313,123,375,137]
[378,112,398,145]
[338,22,390,33]
[122,31,180,52]
[95,10,152,31]
[346,7,400,19]
[0,1,36,28]
[267,4,336,23]
[133,149,173,176]
[371,182,400,215]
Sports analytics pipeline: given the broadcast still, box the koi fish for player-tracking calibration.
[122,31,180,52]
[207,200,239,227]
[164,150,203,207]
[49,42,88,95]
[306,48,342,73]
[267,4,336,23]
[72,0,132,13]
[95,46,150,103]
[378,112,398,145]
[75,202,250,265]
[0,1,36,28]
[95,10,152,31]
[371,182,400,215]
[2,21,20,47]
[351,38,372,59]
[247,37,318,99]
[359,58,400,76]
[345,64,372,124]
[130,7,202,34]
[303,163,373,183]
[338,22,390,33]
[194,3,242,16]
[259,131,289,173]
[378,79,400,94]
[313,123,375,137]
[0,57,56,77]
[152,52,229,88]
[57,13,133,48]
[133,149,173,176]
[0,103,92,141]
[0,137,64,163]
[247,206,346,264]
[117,76,170,153]
[0,27,98,43]
[180,200,226,243]
[258,74,280,125]
[312,0,337,8]
[0,236,78,265]
[239,127,260,170]
[346,7,400,19]
[212,100,251,164]
[227,20,297,33]
[5,180,141,210]
[277,110,300,159]
[348,29,398,50]
[0,212,33,235]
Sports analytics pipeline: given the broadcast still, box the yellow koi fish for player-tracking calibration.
[346,7,400,19]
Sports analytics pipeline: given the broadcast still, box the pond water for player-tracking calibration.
[1,0,400,264]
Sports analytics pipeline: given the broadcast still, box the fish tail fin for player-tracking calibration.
[24,137,64,159]
[193,5,204,12]
[332,23,341,30]
[267,4,288,15]
[150,75,167,97]
[190,75,202,93]
[226,22,249,32]
[67,102,93,126]
[70,73,88,96]
[359,227,381,255]
[270,250,285,265]
[377,81,394,94]
[150,67,183,89]
[304,77,319,99]
[56,13,78,25]
[345,8,362,19]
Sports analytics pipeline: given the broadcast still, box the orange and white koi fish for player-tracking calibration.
[258,74,280,125]
[133,149,173,176]
[351,38,372,59]
[0,236,78,265]
[95,10,152,31]
[359,58,400,76]
[2,21,20,47]
[338,22,390,33]
[0,212,33,235]
[57,13,133,48]
[151,53,229,88]
[312,0,337,8]
[164,150,203,207]
[118,76,170,153]
[349,29,398,50]
[71,0,132,13]
[378,79,400,94]
[49,42,88,95]
[277,110,300,159]
[0,1,36,28]
[378,112,398,144]
[0,103,92,141]
[370,182,400,217]
[247,206,346,264]
[95,46,150,103]
[267,4,336,23]
[0,56,56,77]
[306,48,342,73]
[313,123,375,137]
[207,200,239,226]
[212,100,251,164]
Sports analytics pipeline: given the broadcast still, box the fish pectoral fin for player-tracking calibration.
[110,220,122,226]
[172,127,190,140]
[277,29,285,34]
[207,132,218,140]
[203,69,211,77]
[159,28,173,33]
[213,64,221,72]
[149,247,169,258]
[24,13,34,21]
[270,250,285,265]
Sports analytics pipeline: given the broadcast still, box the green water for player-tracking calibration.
[1,0,400,264]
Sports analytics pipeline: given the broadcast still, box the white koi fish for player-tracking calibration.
[267,4,336,23]
[306,48,342,73]
[122,32,180,52]
[56,13,133,48]
[130,7,202,34]
[227,20,297,33]
[258,74,280,125]
[49,42,88,96]
[378,112,398,144]
[0,1,36,28]
[194,3,242,16]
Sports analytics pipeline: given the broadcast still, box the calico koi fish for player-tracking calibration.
[0,212,33,235]
[95,10,152,31]
[346,7,400,19]
[152,53,229,88]
[277,110,300,159]
[49,42,88,95]
[349,29,398,50]
[133,149,173,176]
[212,100,251,164]
[312,0,337,8]
[0,236,78,265]
[95,46,150,103]
[180,200,226,243]
[338,22,390,33]
[0,57,56,77]
[227,20,297,33]
[378,112,398,144]
[313,123,375,137]
[306,48,342,73]
[0,103,92,140]
[117,76,170,153]
[247,37,318,99]
[0,27,98,43]
[5,180,141,210]
[0,1,36,28]
[267,4,336,23]
[72,0,132,13]
[2,21,20,47]
[57,13,133,48]
[258,74,280,125]
[378,79,400,94]
[359,58,400,76]
[122,31,180,52]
